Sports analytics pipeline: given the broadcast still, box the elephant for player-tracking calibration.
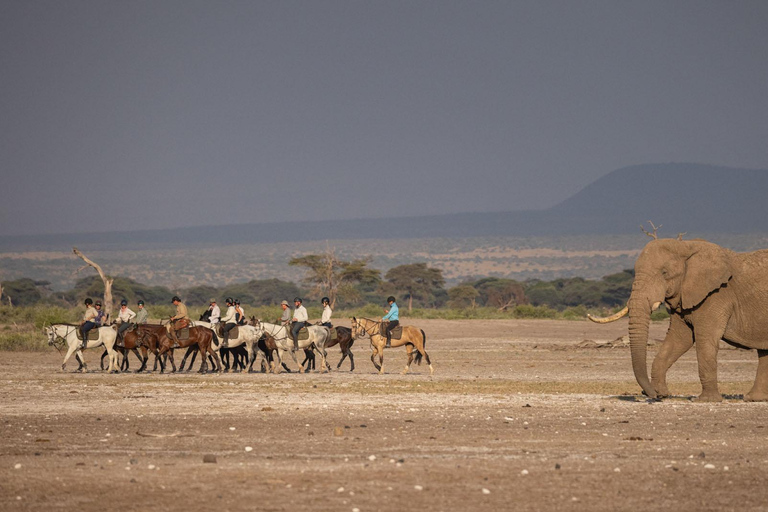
[589,238,768,402]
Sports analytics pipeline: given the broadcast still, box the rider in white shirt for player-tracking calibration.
[320,296,333,328]
[220,298,237,348]
[116,299,137,347]
[291,297,308,351]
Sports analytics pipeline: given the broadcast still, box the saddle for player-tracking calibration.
[76,329,101,341]
[174,328,190,341]
[217,325,239,339]
[295,326,310,341]
[329,328,338,342]
[379,323,403,340]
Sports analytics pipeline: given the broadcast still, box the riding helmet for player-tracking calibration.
[387,296,396,303]
[172,296,181,302]
[120,299,128,306]
[137,300,145,306]
[226,297,234,305]
[235,299,240,305]
[84,298,93,306]
[94,301,102,307]
[322,297,330,305]
[294,297,302,303]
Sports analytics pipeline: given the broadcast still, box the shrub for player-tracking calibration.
[512,304,557,319]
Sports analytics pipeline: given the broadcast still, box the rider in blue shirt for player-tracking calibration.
[382,296,399,348]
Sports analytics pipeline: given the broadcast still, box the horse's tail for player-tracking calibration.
[414,329,426,365]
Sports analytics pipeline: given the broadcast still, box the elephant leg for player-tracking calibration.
[651,315,693,397]
[745,349,768,402]
[693,326,725,402]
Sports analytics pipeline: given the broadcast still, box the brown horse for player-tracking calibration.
[132,323,220,373]
[350,317,433,375]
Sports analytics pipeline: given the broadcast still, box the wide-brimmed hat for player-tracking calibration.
[280,300,289,306]
[209,298,216,303]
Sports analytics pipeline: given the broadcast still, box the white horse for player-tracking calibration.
[259,322,331,373]
[193,321,265,371]
[45,323,120,373]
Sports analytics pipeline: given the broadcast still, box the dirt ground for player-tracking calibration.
[2,319,768,511]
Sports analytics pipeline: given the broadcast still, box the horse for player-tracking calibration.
[300,326,357,372]
[45,323,120,373]
[190,319,264,372]
[350,317,433,375]
[132,323,221,373]
[257,321,331,373]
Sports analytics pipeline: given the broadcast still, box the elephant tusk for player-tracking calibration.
[587,305,629,323]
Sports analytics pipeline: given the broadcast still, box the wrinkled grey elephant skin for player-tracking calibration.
[622,238,768,402]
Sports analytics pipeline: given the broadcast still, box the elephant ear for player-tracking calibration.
[680,242,732,310]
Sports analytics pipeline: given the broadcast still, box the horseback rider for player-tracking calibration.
[220,297,237,348]
[320,296,333,328]
[291,297,308,351]
[235,299,247,326]
[166,296,190,345]
[207,298,221,330]
[79,298,98,349]
[135,300,149,325]
[94,301,106,326]
[278,300,291,326]
[382,295,399,348]
[115,299,137,347]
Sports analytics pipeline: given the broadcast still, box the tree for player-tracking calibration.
[73,247,114,320]
[0,278,42,307]
[289,247,380,308]
[384,263,445,311]
[447,284,479,309]
[474,278,526,311]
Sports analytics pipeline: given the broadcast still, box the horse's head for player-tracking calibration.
[350,317,365,338]
[44,326,55,346]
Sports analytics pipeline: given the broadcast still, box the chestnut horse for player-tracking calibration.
[131,323,221,373]
[350,317,433,375]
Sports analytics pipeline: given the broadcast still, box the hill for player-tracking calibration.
[1,163,766,253]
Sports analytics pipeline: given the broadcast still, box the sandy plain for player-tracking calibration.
[2,318,768,511]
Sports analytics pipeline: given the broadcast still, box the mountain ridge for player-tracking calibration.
[3,163,767,251]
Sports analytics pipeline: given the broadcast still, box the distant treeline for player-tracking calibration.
[0,268,635,312]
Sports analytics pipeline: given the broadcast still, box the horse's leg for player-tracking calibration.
[137,347,148,373]
[178,345,194,371]
[208,341,221,373]
[100,349,109,371]
[198,342,208,374]
[402,344,414,375]
[62,341,79,372]
[273,349,284,374]
[370,344,381,372]
[75,352,85,372]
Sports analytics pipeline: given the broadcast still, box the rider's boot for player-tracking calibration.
[293,335,299,351]
[81,330,88,350]
[116,332,124,348]
[221,332,229,349]
[385,334,391,349]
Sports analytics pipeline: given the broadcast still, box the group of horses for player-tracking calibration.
[44,314,434,376]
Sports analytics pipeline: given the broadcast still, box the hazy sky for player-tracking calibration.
[1,0,767,236]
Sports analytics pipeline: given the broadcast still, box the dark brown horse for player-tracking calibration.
[132,323,220,373]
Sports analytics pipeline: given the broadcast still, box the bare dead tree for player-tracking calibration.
[73,247,114,321]
[676,232,687,241]
[640,221,661,240]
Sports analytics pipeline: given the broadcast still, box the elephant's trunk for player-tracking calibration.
[628,298,656,398]
[587,306,628,323]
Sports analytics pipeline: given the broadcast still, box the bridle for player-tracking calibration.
[46,324,73,355]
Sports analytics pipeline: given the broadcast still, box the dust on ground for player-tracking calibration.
[2,319,768,511]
